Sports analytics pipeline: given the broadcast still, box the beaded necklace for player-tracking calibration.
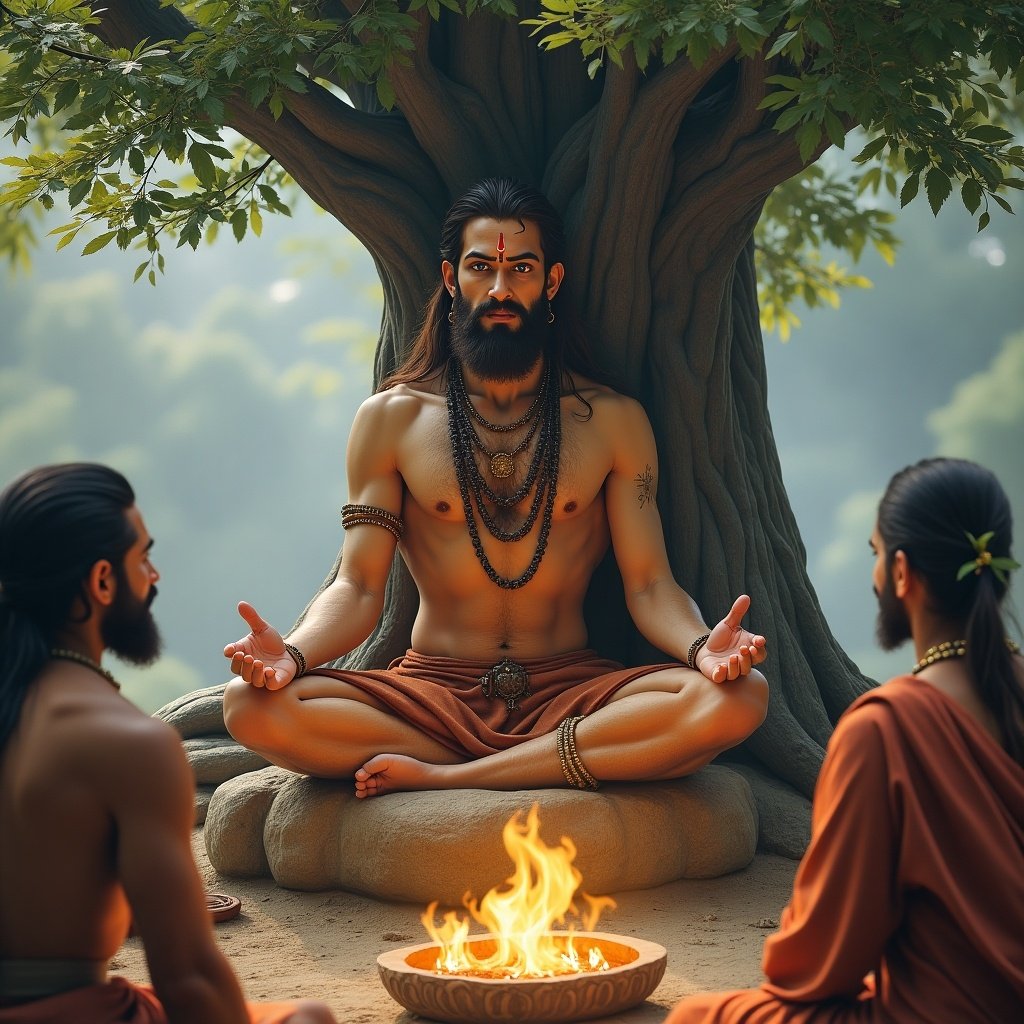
[460,369,547,432]
[50,648,121,690]
[446,359,561,589]
[452,365,547,479]
[911,637,1021,674]
[911,640,966,674]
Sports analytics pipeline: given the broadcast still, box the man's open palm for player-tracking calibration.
[223,601,296,690]
[698,594,767,683]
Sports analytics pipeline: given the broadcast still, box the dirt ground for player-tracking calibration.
[112,830,796,1023]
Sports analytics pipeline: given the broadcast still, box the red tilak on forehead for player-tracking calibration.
[496,231,505,262]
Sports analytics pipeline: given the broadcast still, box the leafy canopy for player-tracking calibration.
[0,0,1021,332]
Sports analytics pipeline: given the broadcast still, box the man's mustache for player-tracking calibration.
[471,298,530,321]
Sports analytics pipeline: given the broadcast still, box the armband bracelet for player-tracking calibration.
[283,642,307,678]
[687,632,711,670]
[341,503,404,542]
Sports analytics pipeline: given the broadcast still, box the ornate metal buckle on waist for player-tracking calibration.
[480,657,531,713]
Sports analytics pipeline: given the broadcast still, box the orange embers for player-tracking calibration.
[420,805,617,978]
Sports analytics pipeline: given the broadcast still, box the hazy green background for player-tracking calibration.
[1,172,1021,712]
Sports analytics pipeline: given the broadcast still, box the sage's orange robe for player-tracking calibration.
[668,675,1024,1023]
[315,648,678,756]
[0,975,302,1023]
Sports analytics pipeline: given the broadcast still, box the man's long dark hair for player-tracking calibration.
[0,463,136,753]
[379,177,612,403]
[877,457,1024,763]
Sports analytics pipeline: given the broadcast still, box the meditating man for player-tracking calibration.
[669,457,1024,1023]
[223,178,769,797]
[0,464,335,1023]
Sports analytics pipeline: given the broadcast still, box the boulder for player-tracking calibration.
[183,735,271,785]
[205,766,297,878]
[194,784,217,826]
[205,765,758,901]
[154,683,229,739]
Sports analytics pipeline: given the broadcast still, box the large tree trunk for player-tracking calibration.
[95,1,874,800]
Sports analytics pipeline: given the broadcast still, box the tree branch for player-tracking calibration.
[283,83,447,211]
[89,0,194,49]
[653,51,831,282]
[543,104,596,213]
[671,49,773,199]
[385,9,503,194]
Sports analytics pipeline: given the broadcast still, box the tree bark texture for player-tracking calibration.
[95,2,873,797]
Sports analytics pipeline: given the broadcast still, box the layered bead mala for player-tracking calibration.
[446,358,561,589]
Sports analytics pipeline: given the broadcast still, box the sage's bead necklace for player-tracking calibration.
[446,359,560,589]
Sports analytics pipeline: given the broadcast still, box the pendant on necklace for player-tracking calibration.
[489,453,515,478]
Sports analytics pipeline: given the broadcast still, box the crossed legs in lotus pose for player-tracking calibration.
[224,664,768,798]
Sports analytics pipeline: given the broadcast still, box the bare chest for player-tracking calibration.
[396,398,609,523]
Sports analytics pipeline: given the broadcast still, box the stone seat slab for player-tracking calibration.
[205,764,757,902]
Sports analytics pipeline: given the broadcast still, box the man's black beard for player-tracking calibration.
[874,572,911,651]
[449,291,550,382]
[102,568,162,665]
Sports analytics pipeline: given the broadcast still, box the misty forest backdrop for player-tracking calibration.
[1,156,1022,715]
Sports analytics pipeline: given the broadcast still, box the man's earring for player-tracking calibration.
[448,300,455,325]
[547,304,555,325]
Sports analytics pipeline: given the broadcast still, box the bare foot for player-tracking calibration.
[354,753,448,798]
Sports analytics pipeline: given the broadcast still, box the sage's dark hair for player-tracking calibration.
[0,463,137,752]
[877,457,1023,763]
[379,177,613,407]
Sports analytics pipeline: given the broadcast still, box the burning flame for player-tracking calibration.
[421,805,616,978]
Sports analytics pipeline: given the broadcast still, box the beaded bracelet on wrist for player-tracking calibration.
[283,641,307,677]
[341,503,404,542]
[687,632,711,670]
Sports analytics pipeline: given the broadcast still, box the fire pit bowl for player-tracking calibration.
[377,931,667,1023]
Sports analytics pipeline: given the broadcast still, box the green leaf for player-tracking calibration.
[795,121,821,163]
[978,211,991,231]
[961,178,982,215]
[925,168,952,216]
[773,106,805,133]
[230,208,247,242]
[81,231,118,256]
[249,204,263,237]
[55,228,81,252]
[803,18,831,49]
[853,136,887,164]
[823,109,845,148]
[966,123,1013,144]
[187,143,216,188]
[131,199,150,228]
[133,260,149,283]
[53,79,80,113]
[766,30,797,60]
[67,179,91,209]
[900,173,920,208]
[376,76,396,110]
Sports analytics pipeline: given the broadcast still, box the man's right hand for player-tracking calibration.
[223,601,297,690]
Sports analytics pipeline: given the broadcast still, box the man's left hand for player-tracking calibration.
[698,594,767,683]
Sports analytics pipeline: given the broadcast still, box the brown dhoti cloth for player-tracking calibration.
[0,974,300,1023]
[313,649,680,758]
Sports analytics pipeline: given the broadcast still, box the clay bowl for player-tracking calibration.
[377,931,667,1023]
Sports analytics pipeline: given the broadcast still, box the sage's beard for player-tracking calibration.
[450,291,550,382]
